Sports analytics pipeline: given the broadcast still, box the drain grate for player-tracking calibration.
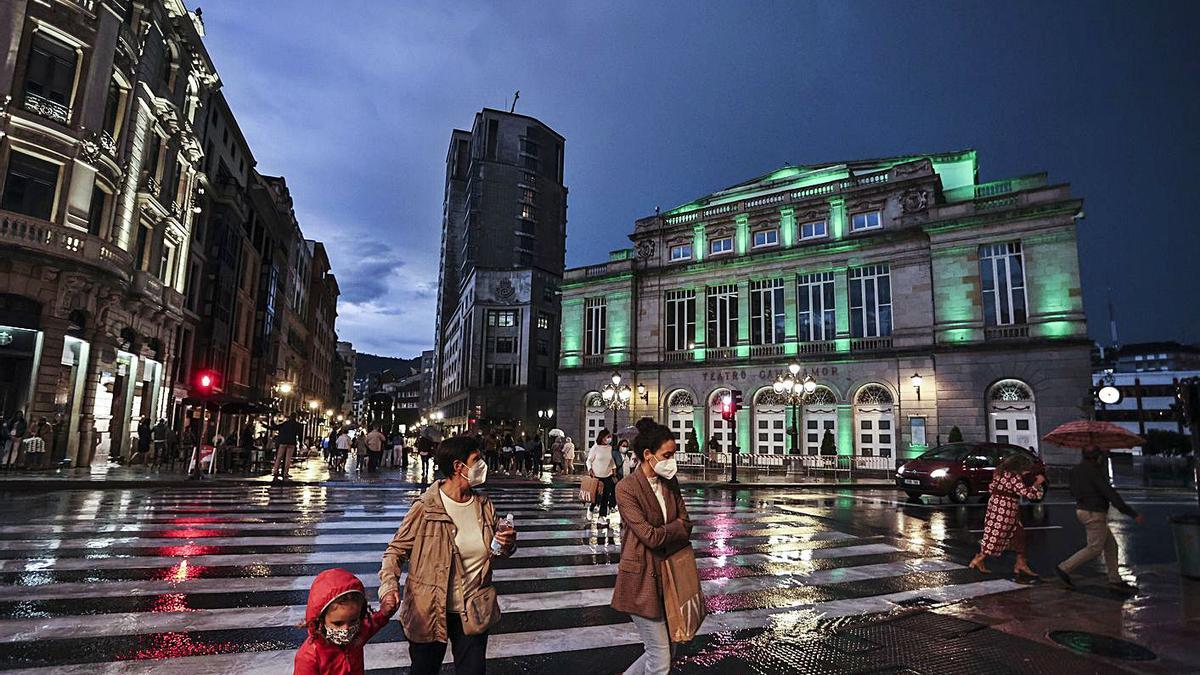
[887,611,988,638]
[1047,630,1157,661]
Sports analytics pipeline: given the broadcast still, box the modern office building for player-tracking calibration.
[1094,341,1199,451]
[432,108,566,433]
[557,151,1092,468]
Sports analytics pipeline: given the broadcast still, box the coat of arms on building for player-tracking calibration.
[900,189,929,214]
[635,238,656,259]
[495,278,517,302]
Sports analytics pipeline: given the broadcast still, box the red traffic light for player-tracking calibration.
[194,369,220,395]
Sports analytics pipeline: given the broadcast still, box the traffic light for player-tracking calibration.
[721,394,734,421]
[194,369,220,396]
[731,389,744,412]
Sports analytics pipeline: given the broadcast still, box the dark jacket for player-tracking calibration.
[271,419,303,446]
[611,470,693,620]
[1068,459,1138,518]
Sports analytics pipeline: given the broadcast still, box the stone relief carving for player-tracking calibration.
[900,189,929,214]
[635,238,656,259]
[893,159,931,177]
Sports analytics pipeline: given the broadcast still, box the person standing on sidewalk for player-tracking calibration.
[268,413,302,482]
[1056,448,1144,591]
[612,421,693,675]
[364,427,387,473]
[4,410,27,467]
[562,436,576,475]
[586,429,617,523]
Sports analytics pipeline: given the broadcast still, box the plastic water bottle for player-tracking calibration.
[491,513,514,555]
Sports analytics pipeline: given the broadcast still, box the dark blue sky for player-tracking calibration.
[200,1,1199,357]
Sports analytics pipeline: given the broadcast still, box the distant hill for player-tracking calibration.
[355,352,420,380]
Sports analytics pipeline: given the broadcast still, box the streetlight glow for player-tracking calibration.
[788,363,801,376]
[610,372,622,386]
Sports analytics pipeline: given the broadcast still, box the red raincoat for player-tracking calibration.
[294,568,391,675]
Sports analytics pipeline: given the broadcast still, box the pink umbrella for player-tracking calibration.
[1043,420,1145,450]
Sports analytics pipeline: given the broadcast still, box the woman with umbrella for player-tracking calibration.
[968,452,1045,577]
[1044,420,1145,592]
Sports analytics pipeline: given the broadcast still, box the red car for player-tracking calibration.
[895,442,1046,503]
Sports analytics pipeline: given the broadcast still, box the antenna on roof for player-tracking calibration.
[510,90,520,113]
[1107,287,1120,350]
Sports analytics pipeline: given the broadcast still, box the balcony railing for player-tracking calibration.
[0,212,132,280]
[797,340,837,355]
[132,270,164,301]
[707,347,736,361]
[985,324,1029,340]
[664,350,694,362]
[749,343,785,358]
[582,354,606,368]
[851,337,893,352]
[22,92,70,124]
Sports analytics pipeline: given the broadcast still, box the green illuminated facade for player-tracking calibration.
[558,151,1092,468]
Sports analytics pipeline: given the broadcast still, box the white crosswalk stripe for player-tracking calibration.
[0,484,1026,672]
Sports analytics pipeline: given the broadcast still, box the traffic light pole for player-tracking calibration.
[728,415,739,484]
[189,393,207,481]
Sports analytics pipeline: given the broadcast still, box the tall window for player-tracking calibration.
[706,284,739,348]
[2,152,59,220]
[159,240,176,283]
[979,242,1027,326]
[102,79,124,138]
[87,184,109,236]
[584,297,606,355]
[800,220,827,240]
[797,272,836,341]
[134,222,153,272]
[750,279,786,345]
[752,229,778,248]
[484,364,516,386]
[849,264,892,338]
[710,236,733,255]
[664,289,696,352]
[24,35,77,110]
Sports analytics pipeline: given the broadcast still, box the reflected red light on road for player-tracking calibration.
[153,545,219,557]
[156,559,207,584]
[150,593,195,613]
[161,529,223,539]
[119,632,237,661]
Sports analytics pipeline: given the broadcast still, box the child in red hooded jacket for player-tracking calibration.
[295,568,398,675]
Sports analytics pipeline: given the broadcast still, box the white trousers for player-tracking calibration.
[624,615,671,675]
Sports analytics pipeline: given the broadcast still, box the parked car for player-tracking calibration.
[895,442,1045,503]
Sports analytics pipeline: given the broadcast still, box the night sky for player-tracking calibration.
[197,0,1199,357]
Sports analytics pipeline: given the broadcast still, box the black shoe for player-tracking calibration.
[1108,580,1137,593]
[1055,566,1074,588]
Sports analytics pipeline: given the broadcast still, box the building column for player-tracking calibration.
[736,280,750,356]
[780,207,796,248]
[834,267,851,352]
[76,337,115,467]
[0,1,29,92]
[837,403,854,459]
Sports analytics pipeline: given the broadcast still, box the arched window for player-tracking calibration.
[584,392,606,448]
[707,388,732,452]
[854,384,895,466]
[803,385,838,456]
[666,390,696,448]
[753,388,788,454]
[988,380,1038,451]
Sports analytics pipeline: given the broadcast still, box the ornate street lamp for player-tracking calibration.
[774,363,817,455]
[911,373,923,401]
[601,372,632,430]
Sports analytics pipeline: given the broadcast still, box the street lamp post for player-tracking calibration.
[537,407,555,447]
[601,372,632,431]
[774,363,817,456]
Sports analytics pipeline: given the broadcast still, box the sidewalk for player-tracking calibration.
[0,460,900,491]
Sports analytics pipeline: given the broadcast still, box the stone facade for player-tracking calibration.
[558,151,1091,467]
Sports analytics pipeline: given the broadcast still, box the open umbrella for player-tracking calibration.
[615,425,639,441]
[547,428,565,438]
[1043,420,1145,450]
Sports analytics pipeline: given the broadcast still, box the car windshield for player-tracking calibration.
[917,444,970,461]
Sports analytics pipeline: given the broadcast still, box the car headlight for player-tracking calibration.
[929,468,949,479]
[896,466,906,475]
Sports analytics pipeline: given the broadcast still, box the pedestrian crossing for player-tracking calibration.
[0,483,1028,673]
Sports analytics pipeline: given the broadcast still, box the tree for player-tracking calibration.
[948,426,963,443]
[820,429,836,456]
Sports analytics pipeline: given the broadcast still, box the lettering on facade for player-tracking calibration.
[701,366,838,383]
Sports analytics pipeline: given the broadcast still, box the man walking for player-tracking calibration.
[1057,448,1144,591]
[268,413,303,482]
[416,434,435,481]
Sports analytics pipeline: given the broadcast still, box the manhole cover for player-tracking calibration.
[1047,630,1157,661]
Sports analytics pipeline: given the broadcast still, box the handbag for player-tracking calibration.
[659,544,706,642]
[579,475,601,503]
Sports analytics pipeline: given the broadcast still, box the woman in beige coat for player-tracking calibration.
[611,422,693,675]
[379,435,517,674]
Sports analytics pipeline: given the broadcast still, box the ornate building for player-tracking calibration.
[0,0,339,465]
[557,151,1092,468]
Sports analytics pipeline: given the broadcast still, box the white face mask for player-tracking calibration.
[652,457,678,480]
[466,459,488,487]
[324,623,359,646]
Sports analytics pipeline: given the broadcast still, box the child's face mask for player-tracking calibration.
[324,623,359,646]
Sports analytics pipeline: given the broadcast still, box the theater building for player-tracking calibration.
[557,151,1091,469]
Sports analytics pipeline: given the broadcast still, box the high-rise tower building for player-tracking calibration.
[432,109,566,433]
